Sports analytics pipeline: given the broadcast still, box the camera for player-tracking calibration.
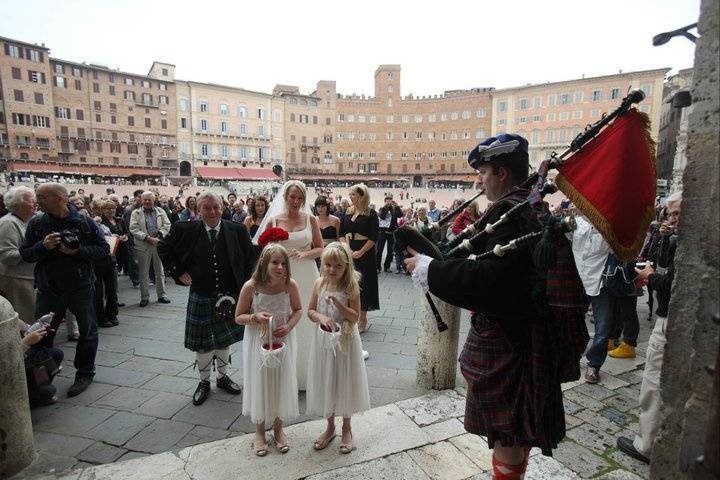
[59,229,80,250]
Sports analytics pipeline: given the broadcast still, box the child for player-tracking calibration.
[235,243,302,456]
[306,242,371,454]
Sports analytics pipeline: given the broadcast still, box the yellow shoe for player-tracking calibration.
[607,338,617,351]
[608,341,636,359]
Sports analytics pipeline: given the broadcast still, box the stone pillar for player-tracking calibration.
[416,293,461,390]
[0,296,36,478]
[650,0,720,477]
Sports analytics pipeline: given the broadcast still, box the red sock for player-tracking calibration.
[491,449,530,480]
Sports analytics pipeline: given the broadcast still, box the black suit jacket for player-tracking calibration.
[158,219,256,290]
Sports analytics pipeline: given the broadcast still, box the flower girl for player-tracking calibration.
[306,242,370,454]
[235,243,302,456]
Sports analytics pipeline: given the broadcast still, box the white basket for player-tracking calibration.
[260,316,286,369]
[319,322,342,353]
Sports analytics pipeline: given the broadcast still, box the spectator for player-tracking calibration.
[376,195,403,273]
[617,191,682,464]
[95,200,125,327]
[129,191,171,307]
[450,201,479,236]
[243,195,268,239]
[180,196,198,222]
[20,183,109,397]
[0,186,37,322]
[231,199,247,224]
[223,193,237,220]
[122,193,142,287]
[426,199,441,222]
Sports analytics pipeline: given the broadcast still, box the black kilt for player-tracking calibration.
[185,291,244,352]
[459,314,565,455]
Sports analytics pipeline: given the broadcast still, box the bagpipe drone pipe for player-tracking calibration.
[396,89,657,332]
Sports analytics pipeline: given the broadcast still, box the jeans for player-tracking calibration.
[127,239,139,285]
[36,286,98,378]
[585,287,617,368]
[610,295,639,346]
[376,231,395,271]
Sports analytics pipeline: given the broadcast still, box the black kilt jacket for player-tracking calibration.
[158,220,256,351]
[426,187,566,455]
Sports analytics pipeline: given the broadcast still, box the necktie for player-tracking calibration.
[209,228,217,246]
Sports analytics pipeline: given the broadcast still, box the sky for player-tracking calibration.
[0,0,701,96]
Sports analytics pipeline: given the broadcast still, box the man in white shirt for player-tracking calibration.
[569,215,612,383]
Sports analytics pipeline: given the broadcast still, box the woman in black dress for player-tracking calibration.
[340,183,379,333]
[244,195,268,238]
[314,196,340,246]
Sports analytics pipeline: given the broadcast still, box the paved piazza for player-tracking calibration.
[19,270,653,479]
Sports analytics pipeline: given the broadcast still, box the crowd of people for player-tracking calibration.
[0,138,682,476]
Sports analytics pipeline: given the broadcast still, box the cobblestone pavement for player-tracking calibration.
[19,271,653,479]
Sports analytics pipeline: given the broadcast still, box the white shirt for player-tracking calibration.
[567,216,610,297]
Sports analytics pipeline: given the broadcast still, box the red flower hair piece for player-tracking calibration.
[258,227,289,249]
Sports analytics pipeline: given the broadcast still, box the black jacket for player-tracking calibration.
[20,206,110,292]
[378,205,403,231]
[648,234,676,317]
[157,219,256,293]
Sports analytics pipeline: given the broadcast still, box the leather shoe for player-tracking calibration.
[158,297,171,304]
[98,318,115,328]
[117,302,126,307]
[617,436,649,464]
[139,299,149,307]
[216,375,242,395]
[68,376,93,397]
[193,380,211,405]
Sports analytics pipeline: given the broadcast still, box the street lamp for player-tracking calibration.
[652,23,699,46]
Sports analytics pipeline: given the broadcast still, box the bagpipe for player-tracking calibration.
[397,89,657,332]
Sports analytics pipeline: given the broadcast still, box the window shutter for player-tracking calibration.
[67,109,71,120]
[53,76,57,86]
[19,47,25,59]
[3,43,9,55]
[41,73,46,84]
[39,52,44,62]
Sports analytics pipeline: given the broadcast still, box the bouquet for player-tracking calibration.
[258,227,289,249]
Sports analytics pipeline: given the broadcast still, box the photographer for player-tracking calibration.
[20,183,109,397]
[376,195,403,273]
[129,191,171,307]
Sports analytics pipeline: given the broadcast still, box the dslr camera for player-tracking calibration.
[59,229,81,250]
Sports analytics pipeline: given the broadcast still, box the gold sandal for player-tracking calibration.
[252,440,268,457]
[313,432,336,451]
[339,432,354,454]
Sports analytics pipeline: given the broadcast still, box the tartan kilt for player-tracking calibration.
[459,315,565,454]
[185,291,244,352]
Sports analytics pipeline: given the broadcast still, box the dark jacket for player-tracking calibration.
[157,219,255,294]
[648,234,676,317]
[378,204,403,231]
[20,206,110,292]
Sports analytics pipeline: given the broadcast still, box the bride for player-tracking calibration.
[252,180,324,390]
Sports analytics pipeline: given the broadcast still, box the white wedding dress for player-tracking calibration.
[272,216,318,390]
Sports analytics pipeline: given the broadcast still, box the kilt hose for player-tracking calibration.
[185,291,244,352]
[460,314,565,455]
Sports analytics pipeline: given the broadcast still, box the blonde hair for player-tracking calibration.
[318,242,360,299]
[347,183,370,216]
[282,180,307,207]
[251,243,292,287]
[318,242,361,351]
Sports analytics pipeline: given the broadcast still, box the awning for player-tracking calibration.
[196,167,280,181]
[7,162,161,177]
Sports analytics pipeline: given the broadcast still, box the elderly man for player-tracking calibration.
[158,191,255,405]
[426,199,441,223]
[20,183,109,397]
[0,186,37,322]
[129,191,171,307]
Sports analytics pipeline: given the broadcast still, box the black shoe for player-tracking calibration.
[139,299,149,307]
[117,302,126,307]
[383,267,390,273]
[193,380,211,405]
[98,318,115,328]
[132,282,140,288]
[67,376,93,397]
[109,317,119,326]
[617,437,649,464]
[158,297,171,304]
[216,375,242,395]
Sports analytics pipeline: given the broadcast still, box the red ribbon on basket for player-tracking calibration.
[258,227,289,249]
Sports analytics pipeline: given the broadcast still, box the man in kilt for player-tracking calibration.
[158,191,255,405]
[406,135,579,480]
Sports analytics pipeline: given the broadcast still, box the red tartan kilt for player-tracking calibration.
[460,318,533,447]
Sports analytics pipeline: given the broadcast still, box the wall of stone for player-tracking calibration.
[650,0,720,478]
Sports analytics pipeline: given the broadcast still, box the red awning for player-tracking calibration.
[8,162,161,177]
[196,167,279,181]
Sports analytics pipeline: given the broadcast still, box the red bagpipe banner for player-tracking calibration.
[556,108,656,262]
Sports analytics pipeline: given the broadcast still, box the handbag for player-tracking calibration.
[24,347,60,387]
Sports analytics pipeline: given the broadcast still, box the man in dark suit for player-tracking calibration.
[158,191,255,406]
